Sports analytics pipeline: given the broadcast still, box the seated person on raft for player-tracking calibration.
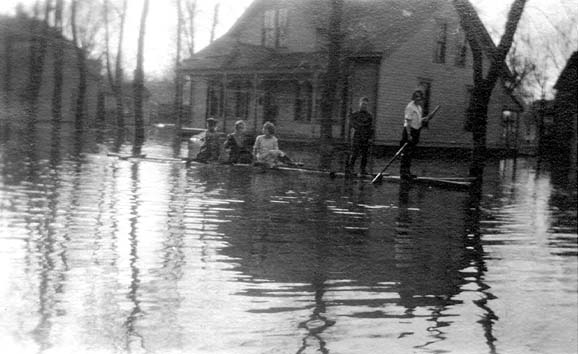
[252,121,295,168]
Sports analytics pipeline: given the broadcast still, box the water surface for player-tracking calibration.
[0,123,576,354]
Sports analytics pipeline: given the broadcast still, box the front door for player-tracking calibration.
[347,59,380,172]
[348,59,380,131]
[262,81,279,124]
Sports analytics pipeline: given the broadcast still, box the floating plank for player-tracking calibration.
[105,153,472,190]
[378,175,473,190]
[107,152,147,160]
[231,164,472,190]
[107,153,188,163]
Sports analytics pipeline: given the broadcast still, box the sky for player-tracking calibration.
[0,0,575,96]
[0,0,253,77]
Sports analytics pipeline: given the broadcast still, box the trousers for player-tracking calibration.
[399,128,421,176]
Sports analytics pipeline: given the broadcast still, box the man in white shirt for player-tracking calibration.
[400,89,429,179]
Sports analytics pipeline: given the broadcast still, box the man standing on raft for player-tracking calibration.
[346,96,374,176]
[400,89,430,179]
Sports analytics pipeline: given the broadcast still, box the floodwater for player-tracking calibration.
[1,123,576,354]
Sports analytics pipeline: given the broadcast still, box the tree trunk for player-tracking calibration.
[185,0,197,57]
[51,0,64,123]
[3,31,14,107]
[23,12,50,118]
[71,0,87,132]
[116,0,128,128]
[469,87,491,176]
[319,0,343,169]
[133,0,150,155]
[453,0,527,178]
[75,49,88,132]
[175,0,184,133]
[104,0,114,90]
[96,87,106,138]
[210,3,219,43]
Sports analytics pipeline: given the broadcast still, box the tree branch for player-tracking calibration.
[486,0,528,86]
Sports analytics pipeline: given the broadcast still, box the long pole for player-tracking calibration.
[371,105,441,184]
[370,143,408,184]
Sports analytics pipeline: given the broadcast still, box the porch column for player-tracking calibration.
[252,73,259,134]
[311,72,320,137]
[222,73,228,132]
[188,74,194,126]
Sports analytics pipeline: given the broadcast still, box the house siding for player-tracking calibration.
[0,18,102,126]
[237,0,320,52]
[183,0,523,150]
[374,4,520,149]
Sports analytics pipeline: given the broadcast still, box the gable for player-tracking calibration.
[555,51,578,93]
[182,0,513,77]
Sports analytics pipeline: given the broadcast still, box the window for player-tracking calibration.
[277,9,288,47]
[454,27,467,67]
[433,23,447,63]
[207,80,223,117]
[294,81,313,122]
[263,10,276,47]
[231,80,251,120]
[262,8,289,48]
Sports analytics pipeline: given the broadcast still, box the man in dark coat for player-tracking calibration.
[346,97,374,176]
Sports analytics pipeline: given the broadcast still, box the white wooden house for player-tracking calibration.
[180,0,523,149]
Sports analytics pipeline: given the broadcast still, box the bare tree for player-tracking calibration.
[319,0,344,169]
[70,0,86,131]
[209,2,220,43]
[133,0,150,154]
[502,1,578,102]
[453,0,527,177]
[23,0,54,118]
[115,0,128,128]
[183,0,198,57]
[175,0,185,134]
[102,0,128,128]
[504,35,536,101]
[70,0,101,132]
[102,0,129,128]
[51,0,65,123]
[2,30,13,107]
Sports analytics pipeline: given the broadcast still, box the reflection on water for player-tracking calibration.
[0,123,576,354]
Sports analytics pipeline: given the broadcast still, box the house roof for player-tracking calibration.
[0,14,103,78]
[554,51,578,93]
[181,38,328,73]
[181,0,441,73]
[452,0,517,83]
[340,0,439,55]
[181,0,511,78]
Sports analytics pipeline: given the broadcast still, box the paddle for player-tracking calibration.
[371,105,441,184]
[370,143,408,184]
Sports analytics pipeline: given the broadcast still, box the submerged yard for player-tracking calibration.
[0,123,576,354]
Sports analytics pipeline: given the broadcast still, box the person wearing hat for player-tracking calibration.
[195,117,221,163]
[399,89,429,179]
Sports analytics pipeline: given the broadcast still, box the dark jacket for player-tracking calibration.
[224,132,252,163]
[350,110,374,143]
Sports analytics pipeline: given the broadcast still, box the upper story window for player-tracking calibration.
[262,8,289,48]
[433,23,447,63]
[454,27,467,67]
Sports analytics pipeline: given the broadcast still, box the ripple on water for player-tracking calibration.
[0,126,576,354]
